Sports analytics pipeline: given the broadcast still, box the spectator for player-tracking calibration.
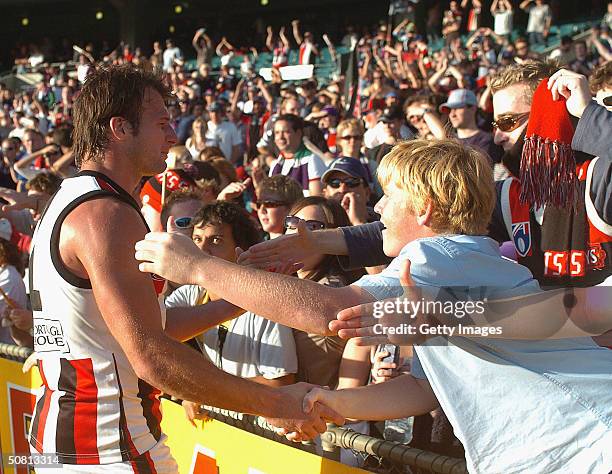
[365,106,406,164]
[165,201,297,422]
[163,39,183,72]
[442,1,463,46]
[548,36,575,65]
[439,88,502,163]
[255,175,303,240]
[0,226,28,346]
[205,102,243,164]
[192,28,213,67]
[336,119,377,188]
[321,158,373,226]
[520,0,552,47]
[292,20,319,65]
[140,158,221,231]
[602,1,612,31]
[269,114,326,197]
[491,0,514,43]
[0,138,20,189]
[185,117,208,158]
[569,40,597,76]
[403,94,446,140]
[285,196,361,387]
[257,96,302,157]
[160,189,206,236]
[266,26,291,68]
[589,61,612,110]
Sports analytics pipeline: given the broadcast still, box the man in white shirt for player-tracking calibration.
[205,102,243,164]
[521,0,552,46]
[162,39,183,72]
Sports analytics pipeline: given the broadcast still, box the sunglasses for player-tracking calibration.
[327,177,363,189]
[603,95,612,106]
[254,200,289,209]
[1,147,14,152]
[284,215,326,231]
[492,113,530,132]
[174,216,193,228]
[340,134,363,141]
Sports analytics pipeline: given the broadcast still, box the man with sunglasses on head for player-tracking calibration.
[322,158,374,227]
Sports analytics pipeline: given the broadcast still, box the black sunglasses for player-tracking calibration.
[603,95,612,106]
[327,177,363,189]
[254,200,289,209]
[284,215,326,231]
[339,134,363,141]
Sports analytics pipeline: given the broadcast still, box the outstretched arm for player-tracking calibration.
[266,26,274,51]
[292,19,303,44]
[67,199,341,438]
[135,232,373,335]
[304,374,438,421]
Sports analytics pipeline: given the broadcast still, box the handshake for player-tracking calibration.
[265,382,343,442]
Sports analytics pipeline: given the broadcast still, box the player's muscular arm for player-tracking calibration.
[61,199,289,417]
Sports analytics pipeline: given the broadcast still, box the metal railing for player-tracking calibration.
[0,344,467,474]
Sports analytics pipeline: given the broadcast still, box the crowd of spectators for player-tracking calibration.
[0,0,611,470]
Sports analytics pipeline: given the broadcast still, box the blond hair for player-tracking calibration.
[490,60,559,104]
[336,118,365,138]
[377,139,494,235]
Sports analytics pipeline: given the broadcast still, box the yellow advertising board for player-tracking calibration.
[0,357,366,474]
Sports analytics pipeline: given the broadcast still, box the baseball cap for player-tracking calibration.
[439,89,477,114]
[321,106,339,117]
[321,157,369,183]
[378,105,403,123]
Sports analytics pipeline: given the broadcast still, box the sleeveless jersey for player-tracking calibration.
[28,171,167,465]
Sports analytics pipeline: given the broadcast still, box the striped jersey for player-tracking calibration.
[28,171,167,465]
[268,145,327,196]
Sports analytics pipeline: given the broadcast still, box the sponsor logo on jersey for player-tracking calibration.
[511,221,532,257]
[33,318,70,353]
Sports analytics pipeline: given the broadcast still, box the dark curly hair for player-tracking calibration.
[192,201,262,251]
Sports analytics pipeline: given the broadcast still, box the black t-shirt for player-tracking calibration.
[460,130,503,164]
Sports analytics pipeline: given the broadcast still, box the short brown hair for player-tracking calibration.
[258,175,303,206]
[72,64,172,166]
[490,61,559,104]
[161,189,204,228]
[26,171,62,195]
[403,92,437,113]
[377,139,494,235]
[589,61,612,95]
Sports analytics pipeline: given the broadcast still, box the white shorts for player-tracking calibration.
[34,435,178,474]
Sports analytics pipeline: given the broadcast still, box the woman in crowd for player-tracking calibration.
[284,196,363,388]
[185,117,208,158]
